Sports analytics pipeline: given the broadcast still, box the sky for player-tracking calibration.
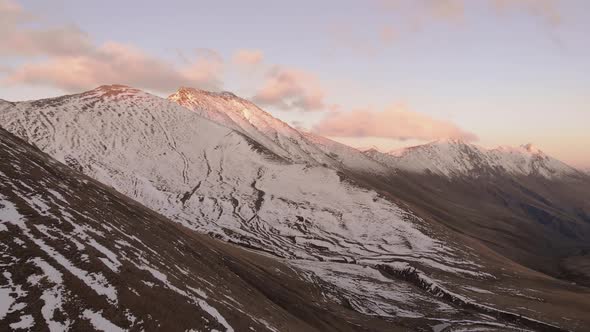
[1,0,589,168]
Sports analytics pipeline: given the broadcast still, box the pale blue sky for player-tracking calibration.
[2,0,589,167]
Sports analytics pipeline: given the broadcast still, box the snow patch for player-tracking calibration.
[83,309,126,332]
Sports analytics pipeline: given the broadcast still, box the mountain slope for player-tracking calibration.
[0,85,449,266]
[300,132,392,175]
[363,139,590,285]
[168,87,338,167]
[167,88,389,176]
[366,139,582,179]
[3,86,590,330]
[3,126,420,331]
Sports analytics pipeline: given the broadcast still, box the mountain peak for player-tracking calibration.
[520,143,542,154]
[428,137,474,148]
[83,84,143,99]
[358,145,382,153]
[97,83,132,89]
[436,137,466,144]
[167,86,338,165]
[173,86,203,95]
[171,87,240,101]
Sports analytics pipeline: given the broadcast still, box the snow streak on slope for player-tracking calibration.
[0,128,259,331]
[365,138,580,179]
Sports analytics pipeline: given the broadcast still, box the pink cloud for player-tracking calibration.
[0,25,94,57]
[5,43,223,92]
[376,0,561,30]
[427,0,465,22]
[0,0,30,23]
[1,0,223,93]
[0,0,93,57]
[252,66,326,111]
[376,0,465,23]
[490,0,561,25]
[327,22,380,56]
[380,26,397,44]
[312,104,478,141]
[232,49,264,66]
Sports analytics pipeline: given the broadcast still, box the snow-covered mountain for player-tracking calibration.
[365,138,581,179]
[299,132,392,175]
[2,85,590,331]
[168,87,340,167]
[169,88,394,176]
[0,85,443,263]
[1,126,369,331]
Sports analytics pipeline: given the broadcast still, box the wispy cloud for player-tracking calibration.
[378,0,561,25]
[252,66,326,112]
[312,104,477,141]
[490,0,561,25]
[232,49,264,66]
[426,0,466,22]
[0,0,93,57]
[379,26,398,45]
[349,0,564,55]
[5,43,223,92]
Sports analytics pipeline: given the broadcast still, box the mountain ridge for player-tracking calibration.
[368,138,582,179]
[167,86,339,168]
[0,126,420,331]
[2,84,590,331]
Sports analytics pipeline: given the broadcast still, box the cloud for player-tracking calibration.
[5,43,223,92]
[327,22,380,56]
[252,66,326,111]
[379,26,397,45]
[424,0,465,22]
[490,0,561,25]
[378,0,561,24]
[0,25,94,57]
[0,0,29,23]
[376,0,465,23]
[0,0,94,56]
[312,104,477,141]
[232,49,264,66]
[0,0,223,93]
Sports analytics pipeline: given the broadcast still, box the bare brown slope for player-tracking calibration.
[0,128,409,331]
[385,172,590,283]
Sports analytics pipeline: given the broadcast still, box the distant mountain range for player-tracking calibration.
[1,84,589,331]
[364,139,582,179]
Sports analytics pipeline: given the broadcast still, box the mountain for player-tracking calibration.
[364,139,590,286]
[364,139,582,179]
[168,87,389,176]
[2,85,590,331]
[1,126,416,331]
[0,85,432,262]
[168,87,334,166]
